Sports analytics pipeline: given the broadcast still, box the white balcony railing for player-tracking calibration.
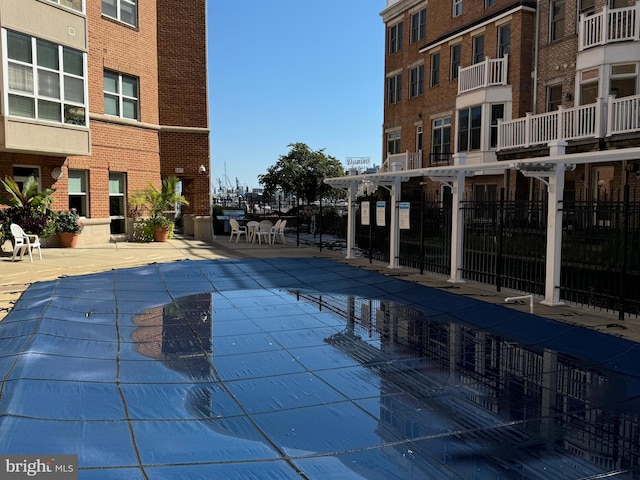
[579,4,640,51]
[458,55,508,94]
[382,151,422,172]
[497,94,640,150]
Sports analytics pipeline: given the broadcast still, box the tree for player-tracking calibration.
[258,143,345,205]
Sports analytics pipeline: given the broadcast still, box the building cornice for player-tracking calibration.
[380,0,425,24]
[89,114,210,134]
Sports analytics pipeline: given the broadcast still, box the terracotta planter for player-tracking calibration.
[59,232,80,248]
[153,227,170,242]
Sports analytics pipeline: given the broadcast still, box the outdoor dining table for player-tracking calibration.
[246,221,259,242]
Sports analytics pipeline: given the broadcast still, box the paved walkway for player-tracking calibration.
[1,233,639,343]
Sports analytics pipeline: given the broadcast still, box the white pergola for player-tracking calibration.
[325,144,640,306]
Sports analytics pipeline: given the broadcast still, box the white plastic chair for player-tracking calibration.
[228,218,247,243]
[272,219,287,244]
[269,219,282,243]
[256,220,273,244]
[10,223,42,262]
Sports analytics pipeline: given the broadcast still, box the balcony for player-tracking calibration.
[497,94,640,150]
[579,4,640,51]
[458,56,508,94]
[382,151,422,172]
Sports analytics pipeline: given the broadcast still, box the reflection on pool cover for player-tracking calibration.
[0,258,639,479]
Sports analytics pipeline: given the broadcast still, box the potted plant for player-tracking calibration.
[55,209,84,248]
[131,175,188,242]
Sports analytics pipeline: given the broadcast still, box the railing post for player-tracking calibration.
[525,112,532,148]
[636,1,640,42]
[602,5,610,43]
[497,118,503,150]
[606,94,615,136]
[484,56,490,87]
[557,105,565,141]
[594,97,603,138]
[578,12,585,51]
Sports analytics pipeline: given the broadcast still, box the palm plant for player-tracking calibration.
[131,175,188,240]
[0,175,56,239]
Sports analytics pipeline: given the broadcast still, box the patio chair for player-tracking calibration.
[228,218,247,243]
[10,223,42,262]
[269,219,282,242]
[272,219,287,244]
[256,220,273,244]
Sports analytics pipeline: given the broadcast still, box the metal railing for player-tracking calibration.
[458,55,508,94]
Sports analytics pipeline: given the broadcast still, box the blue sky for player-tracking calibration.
[208,0,385,193]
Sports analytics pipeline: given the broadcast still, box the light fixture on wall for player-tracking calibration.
[565,92,573,101]
[198,165,207,174]
[51,167,63,180]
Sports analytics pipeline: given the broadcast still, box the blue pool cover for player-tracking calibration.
[0,258,639,479]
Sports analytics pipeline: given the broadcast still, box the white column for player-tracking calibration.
[345,183,357,259]
[448,153,466,283]
[388,178,401,269]
[542,148,566,305]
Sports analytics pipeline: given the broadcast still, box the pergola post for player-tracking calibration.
[388,177,402,269]
[448,154,467,283]
[345,182,358,259]
[542,159,566,306]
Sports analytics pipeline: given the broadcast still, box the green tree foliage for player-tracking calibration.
[258,143,345,205]
[0,176,56,238]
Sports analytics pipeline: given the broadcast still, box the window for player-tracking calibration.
[109,172,126,234]
[450,44,461,79]
[416,125,423,152]
[6,30,86,126]
[389,22,403,53]
[68,170,88,216]
[410,65,424,98]
[13,166,40,192]
[486,0,497,6]
[432,117,452,164]
[498,24,511,57]
[609,0,627,8]
[48,0,84,12]
[453,0,462,17]
[104,70,139,120]
[472,35,485,64]
[580,68,599,105]
[579,0,595,16]
[490,104,504,148]
[610,64,637,98]
[411,9,427,43]
[102,0,137,27]
[458,106,482,151]
[388,73,402,104]
[430,52,440,87]
[387,131,401,155]
[550,1,565,41]
[546,84,563,111]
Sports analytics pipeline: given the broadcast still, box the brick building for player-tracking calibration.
[0,0,211,244]
[379,0,640,200]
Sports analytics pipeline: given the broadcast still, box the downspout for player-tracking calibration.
[532,1,540,113]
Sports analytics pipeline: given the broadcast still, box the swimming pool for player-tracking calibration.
[0,258,638,479]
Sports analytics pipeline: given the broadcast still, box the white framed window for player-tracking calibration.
[13,166,41,192]
[389,22,403,53]
[68,169,88,216]
[550,0,565,42]
[546,83,563,111]
[610,63,637,98]
[432,117,452,165]
[47,0,84,13]
[104,70,139,120]
[458,106,482,152]
[485,0,497,7]
[453,0,462,17]
[102,0,137,27]
[388,73,402,104]
[409,65,424,98]
[580,68,599,105]
[387,130,401,155]
[411,9,427,44]
[450,44,461,80]
[5,30,87,126]
[498,24,511,57]
[472,34,485,64]
[430,52,440,87]
[490,104,504,148]
[416,124,423,153]
[109,172,126,234]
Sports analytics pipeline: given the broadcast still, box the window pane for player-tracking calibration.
[109,173,125,194]
[60,0,83,12]
[9,95,35,118]
[36,39,59,69]
[64,105,86,125]
[38,99,61,122]
[68,170,86,193]
[63,48,83,76]
[121,76,138,97]
[64,76,84,103]
[8,63,34,93]
[104,94,119,116]
[7,31,32,63]
[102,0,117,18]
[104,71,118,94]
[38,69,60,99]
[123,99,138,119]
[121,1,138,26]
